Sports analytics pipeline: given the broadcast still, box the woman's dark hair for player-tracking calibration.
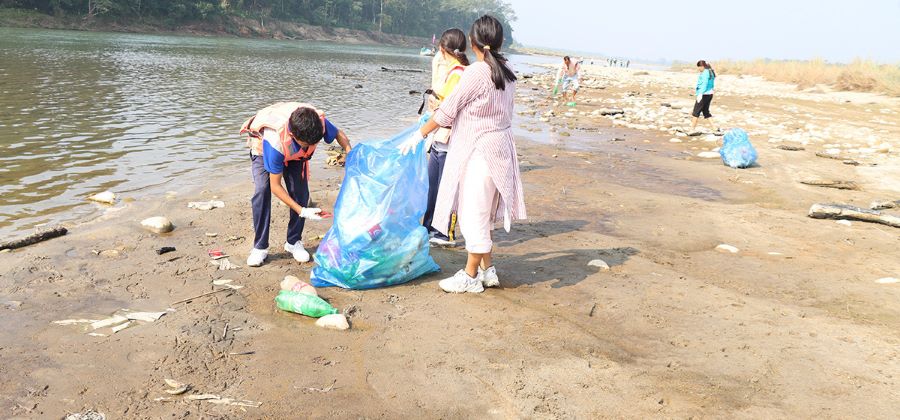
[697,60,716,78]
[564,56,571,64]
[288,107,324,145]
[440,28,470,66]
[469,15,517,90]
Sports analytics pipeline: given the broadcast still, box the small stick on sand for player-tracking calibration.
[171,288,233,306]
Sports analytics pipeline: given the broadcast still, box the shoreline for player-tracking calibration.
[2,64,899,417]
[0,9,429,47]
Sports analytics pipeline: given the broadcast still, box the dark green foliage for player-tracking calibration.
[0,0,516,43]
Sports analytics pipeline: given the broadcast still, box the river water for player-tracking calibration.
[0,27,556,238]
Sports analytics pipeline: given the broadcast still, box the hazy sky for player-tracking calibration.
[507,0,900,63]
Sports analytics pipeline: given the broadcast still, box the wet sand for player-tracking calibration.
[1,66,899,418]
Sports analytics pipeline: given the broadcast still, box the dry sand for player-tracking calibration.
[1,65,899,418]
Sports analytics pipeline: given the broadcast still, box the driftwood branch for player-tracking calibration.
[0,226,68,251]
[808,203,900,228]
[380,66,424,73]
[814,152,859,166]
[776,145,805,151]
[870,200,899,210]
[800,180,860,190]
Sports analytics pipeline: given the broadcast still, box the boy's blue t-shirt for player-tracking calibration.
[261,118,338,174]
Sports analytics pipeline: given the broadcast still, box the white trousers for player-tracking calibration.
[457,150,510,254]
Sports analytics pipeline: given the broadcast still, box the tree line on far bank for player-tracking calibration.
[0,0,517,43]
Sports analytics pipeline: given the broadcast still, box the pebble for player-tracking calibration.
[98,249,120,258]
[875,278,898,284]
[669,138,682,143]
[87,191,117,205]
[315,314,350,330]
[697,151,720,159]
[141,217,174,234]
[187,200,225,211]
[716,244,739,253]
[835,220,852,226]
[587,259,610,271]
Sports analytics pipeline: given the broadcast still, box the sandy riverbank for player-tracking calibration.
[1,65,899,418]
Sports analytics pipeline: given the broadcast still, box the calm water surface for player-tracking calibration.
[0,27,553,237]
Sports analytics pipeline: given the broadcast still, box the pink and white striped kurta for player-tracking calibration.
[431,61,526,236]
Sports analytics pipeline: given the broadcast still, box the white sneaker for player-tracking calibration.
[284,241,310,263]
[479,266,499,288]
[246,248,268,267]
[439,270,484,293]
[428,236,456,247]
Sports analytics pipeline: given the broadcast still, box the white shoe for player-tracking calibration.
[284,241,310,263]
[439,270,484,293]
[246,248,268,267]
[428,236,456,247]
[479,266,499,288]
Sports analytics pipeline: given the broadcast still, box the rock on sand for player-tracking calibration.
[316,314,350,330]
[141,217,174,234]
[587,259,610,270]
[715,244,739,253]
[698,151,720,159]
[87,191,117,205]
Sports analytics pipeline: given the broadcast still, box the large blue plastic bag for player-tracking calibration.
[719,128,758,168]
[310,124,440,289]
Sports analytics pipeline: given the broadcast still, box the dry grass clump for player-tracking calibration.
[675,59,900,96]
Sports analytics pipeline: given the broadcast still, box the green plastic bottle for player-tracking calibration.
[275,290,338,318]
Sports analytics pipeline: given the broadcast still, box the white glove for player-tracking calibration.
[300,207,323,220]
[424,133,434,152]
[398,130,425,156]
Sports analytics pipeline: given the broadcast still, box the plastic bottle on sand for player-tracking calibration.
[280,275,318,296]
[275,290,338,318]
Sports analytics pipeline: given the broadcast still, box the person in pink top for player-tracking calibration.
[400,15,526,293]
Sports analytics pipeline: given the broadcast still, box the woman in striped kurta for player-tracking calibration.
[399,15,526,293]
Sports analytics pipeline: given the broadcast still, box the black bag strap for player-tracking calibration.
[417,89,442,115]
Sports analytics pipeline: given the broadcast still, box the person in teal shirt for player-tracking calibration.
[690,60,718,133]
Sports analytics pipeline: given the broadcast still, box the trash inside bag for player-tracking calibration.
[719,128,758,168]
[310,123,440,289]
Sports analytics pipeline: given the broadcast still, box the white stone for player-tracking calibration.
[87,191,117,205]
[187,200,225,211]
[315,314,350,330]
[875,143,892,153]
[587,259,610,270]
[715,244,739,253]
[835,220,852,226]
[875,278,898,284]
[669,138,682,143]
[141,217,174,234]
[698,151,720,159]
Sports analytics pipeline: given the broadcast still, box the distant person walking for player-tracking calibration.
[422,28,470,247]
[399,15,525,293]
[690,60,718,133]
